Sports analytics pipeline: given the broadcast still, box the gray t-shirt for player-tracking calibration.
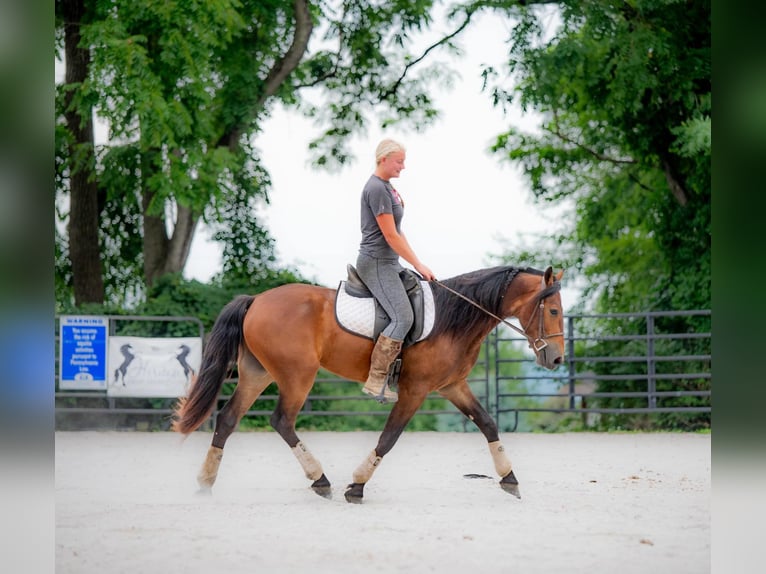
[359,175,404,259]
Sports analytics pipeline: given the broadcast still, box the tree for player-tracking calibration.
[486,0,711,313]
[481,0,710,431]
[55,0,478,306]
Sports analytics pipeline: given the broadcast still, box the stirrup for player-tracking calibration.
[362,380,398,404]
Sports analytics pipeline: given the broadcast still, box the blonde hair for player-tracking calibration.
[375,139,406,164]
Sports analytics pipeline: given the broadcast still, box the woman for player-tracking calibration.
[356,138,436,403]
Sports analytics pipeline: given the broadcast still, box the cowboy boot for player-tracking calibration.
[362,334,403,403]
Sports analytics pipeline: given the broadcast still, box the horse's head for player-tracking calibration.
[517,266,565,370]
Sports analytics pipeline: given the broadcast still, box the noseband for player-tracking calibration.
[433,277,563,352]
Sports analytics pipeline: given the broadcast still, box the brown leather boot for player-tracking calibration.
[362,335,403,403]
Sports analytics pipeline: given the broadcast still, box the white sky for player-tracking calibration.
[185,12,575,302]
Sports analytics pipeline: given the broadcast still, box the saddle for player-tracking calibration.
[335,264,435,348]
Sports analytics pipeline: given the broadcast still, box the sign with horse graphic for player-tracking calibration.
[107,336,202,398]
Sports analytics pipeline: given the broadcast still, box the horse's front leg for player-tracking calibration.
[345,386,429,503]
[438,379,521,498]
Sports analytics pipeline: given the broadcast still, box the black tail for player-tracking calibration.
[172,295,255,434]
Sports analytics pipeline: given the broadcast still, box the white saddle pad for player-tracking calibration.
[335,281,435,343]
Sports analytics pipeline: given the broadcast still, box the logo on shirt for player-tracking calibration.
[391,187,404,207]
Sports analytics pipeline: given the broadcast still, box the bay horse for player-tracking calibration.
[172,265,565,502]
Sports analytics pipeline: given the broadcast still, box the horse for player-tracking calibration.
[172,265,565,502]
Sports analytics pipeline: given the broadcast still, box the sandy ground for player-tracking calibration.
[55,431,710,574]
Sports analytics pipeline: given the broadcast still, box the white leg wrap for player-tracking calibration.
[352,450,382,484]
[291,441,324,481]
[197,446,224,488]
[488,441,513,477]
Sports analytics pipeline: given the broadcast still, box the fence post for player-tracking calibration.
[567,316,576,410]
[647,314,657,409]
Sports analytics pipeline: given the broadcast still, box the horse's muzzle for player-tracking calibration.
[535,342,564,370]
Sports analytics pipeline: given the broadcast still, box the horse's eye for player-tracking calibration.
[550,309,559,316]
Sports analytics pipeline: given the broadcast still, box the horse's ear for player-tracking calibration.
[543,266,553,287]
[555,269,564,282]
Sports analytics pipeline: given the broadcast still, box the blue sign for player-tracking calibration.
[59,316,108,390]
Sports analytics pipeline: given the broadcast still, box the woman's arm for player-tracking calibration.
[376,213,436,280]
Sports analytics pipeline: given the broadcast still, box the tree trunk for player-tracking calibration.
[140,152,199,286]
[141,187,169,287]
[166,204,199,275]
[63,0,104,305]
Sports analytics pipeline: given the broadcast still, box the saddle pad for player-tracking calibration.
[335,280,436,343]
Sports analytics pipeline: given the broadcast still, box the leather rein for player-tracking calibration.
[432,278,563,351]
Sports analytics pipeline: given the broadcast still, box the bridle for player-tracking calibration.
[522,288,564,351]
[433,278,563,352]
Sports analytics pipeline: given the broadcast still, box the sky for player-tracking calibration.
[183,11,578,304]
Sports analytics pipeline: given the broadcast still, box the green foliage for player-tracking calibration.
[56,0,455,307]
[298,0,451,168]
[488,0,711,314]
[485,0,711,431]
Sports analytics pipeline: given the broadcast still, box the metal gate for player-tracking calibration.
[491,309,711,430]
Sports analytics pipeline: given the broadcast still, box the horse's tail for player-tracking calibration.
[172,294,255,435]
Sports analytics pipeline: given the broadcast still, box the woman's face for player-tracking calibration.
[381,151,406,180]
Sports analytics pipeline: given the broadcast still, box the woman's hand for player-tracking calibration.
[415,263,436,282]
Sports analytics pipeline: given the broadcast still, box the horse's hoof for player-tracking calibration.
[312,485,333,499]
[344,482,365,503]
[499,471,521,499]
[196,487,213,497]
[311,473,332,499]
[500,482,521,498]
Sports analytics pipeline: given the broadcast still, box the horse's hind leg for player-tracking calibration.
[197,346,271,494]
[268,375,332,498]
[438,379,521,498]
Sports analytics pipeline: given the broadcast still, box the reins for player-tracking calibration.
[432,278,562,351]
[432,280,523,335]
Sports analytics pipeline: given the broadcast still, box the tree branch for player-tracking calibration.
[379,9,477,101]
[221,0,314,150]
[661,158,688,206]
[257,0,313,106]
[548,115,636,166]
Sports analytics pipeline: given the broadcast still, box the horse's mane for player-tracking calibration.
[429,266,546,340]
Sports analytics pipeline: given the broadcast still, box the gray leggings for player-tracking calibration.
[356,253,413,341]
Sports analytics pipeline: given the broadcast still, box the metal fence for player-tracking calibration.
[493,309,711,430]
[55,310,711,431]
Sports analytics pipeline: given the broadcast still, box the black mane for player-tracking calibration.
[429,266,545,340]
